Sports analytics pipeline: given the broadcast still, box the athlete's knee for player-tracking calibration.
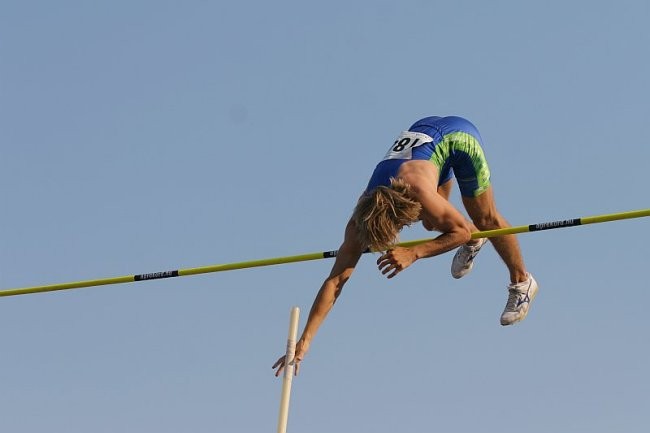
[471,210,506,231]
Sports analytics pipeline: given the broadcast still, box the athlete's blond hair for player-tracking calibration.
[352,178,422,252]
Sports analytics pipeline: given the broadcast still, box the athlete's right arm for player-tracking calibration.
[273,218,364,376]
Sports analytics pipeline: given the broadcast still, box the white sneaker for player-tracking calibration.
[451,238,488,279]
[500,274,539,326]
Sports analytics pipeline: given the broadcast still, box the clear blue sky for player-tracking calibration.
[1,1,649,432]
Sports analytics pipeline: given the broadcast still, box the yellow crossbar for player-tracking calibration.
[1,208,648,298]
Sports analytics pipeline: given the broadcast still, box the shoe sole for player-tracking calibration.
[451,262,474,279]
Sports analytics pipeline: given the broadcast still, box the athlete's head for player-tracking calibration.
[352,177,422,252]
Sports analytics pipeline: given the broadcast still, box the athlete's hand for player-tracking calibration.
[273,339,308,377]
[377,247,417,278]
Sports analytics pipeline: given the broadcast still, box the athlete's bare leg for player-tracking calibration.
[461,186,528,284]
[437,180,481,245]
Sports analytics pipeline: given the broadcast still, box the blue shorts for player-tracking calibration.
[365,116,491,197]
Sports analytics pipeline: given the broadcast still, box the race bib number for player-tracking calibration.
[383,131,433,160]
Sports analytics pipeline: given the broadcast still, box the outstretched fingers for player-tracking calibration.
[273,354,302,377]
[273,355,286,377]
[377,251,402,278]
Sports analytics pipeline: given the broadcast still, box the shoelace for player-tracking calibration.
[456,246,474,263]
[504,289,524,312]
[458,240,483,263]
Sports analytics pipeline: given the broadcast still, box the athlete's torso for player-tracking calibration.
[365,116,483,192]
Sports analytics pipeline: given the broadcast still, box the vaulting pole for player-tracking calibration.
[277,307,300,433]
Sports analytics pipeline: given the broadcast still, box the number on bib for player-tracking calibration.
[383,131,433,160]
